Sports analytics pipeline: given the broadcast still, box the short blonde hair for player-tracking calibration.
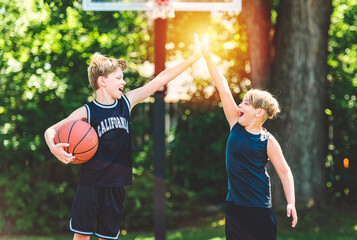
[245,89,281,120]
[88,52,127,90]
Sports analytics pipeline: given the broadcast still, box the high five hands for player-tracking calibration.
[202,34,211,60]
[193,33,201,59]
[192,33,211,61]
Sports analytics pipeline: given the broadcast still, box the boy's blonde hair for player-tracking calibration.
[88,52,127,90]
[245,89,281,120]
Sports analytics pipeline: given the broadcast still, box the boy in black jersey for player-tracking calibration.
[202,35,297,240]
[44,35,202,240]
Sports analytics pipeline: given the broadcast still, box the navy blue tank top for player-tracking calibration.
[226,122,272,208]
[79,96,132,187]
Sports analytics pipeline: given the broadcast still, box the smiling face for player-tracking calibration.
[88,52,127,91]
[238,95,258,126]
[101,68,126,99]
[237,89,281,131]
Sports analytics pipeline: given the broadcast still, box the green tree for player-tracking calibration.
[267,0,332,208]
[326,0,357,203]
[0,0,149,233]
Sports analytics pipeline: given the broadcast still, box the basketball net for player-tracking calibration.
[152,0,175,19]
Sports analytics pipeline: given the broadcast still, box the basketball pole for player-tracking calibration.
[153,17,167,240]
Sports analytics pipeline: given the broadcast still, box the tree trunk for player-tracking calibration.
[268,0,332,208]
[244,0,272,89]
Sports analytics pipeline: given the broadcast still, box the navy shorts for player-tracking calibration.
[225,201,277,240]
[69,185,125,240]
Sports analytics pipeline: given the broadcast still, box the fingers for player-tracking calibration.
[194,33,200,47]
[203,33,210,50]
[287,207,291,217]
[201,34,212,60]
[53,143,75,164]
[60,153,75,164]
[292,218,298,227]
[60,148,75,164]
[193,33,201,53]
[192,33,210,59]
[291,210,298,227]
[56,142,70,148]
[287,204,298,228]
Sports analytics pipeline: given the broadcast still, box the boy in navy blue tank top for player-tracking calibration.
[44,35,202,240]
[202,35,297,240]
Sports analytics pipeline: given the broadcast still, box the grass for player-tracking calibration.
[276,204,357,240]
[0,205,356,240]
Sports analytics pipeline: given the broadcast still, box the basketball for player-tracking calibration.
[54,120,98,164]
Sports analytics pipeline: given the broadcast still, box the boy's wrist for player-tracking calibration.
[189,53,201,62]
[205,55,214,64]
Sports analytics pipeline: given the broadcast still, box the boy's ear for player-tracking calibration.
[97,76,106,87]
[255,108,266,118]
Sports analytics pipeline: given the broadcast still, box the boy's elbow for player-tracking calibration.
[284,165,293,175]
[44,130,50,145]
[44,127,55,143]
[44,128,48,139]
[44,127,51,137]
[278,165,292,178]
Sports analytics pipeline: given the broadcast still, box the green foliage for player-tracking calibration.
[326,0,357,203]
[167,100,229,203]
[0,0,149,234]
[0,162,78,234]
[131,103,154,173]
[122,173,206,230]
[122,173,154,230]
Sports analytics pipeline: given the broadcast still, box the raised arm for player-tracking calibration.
[44,106,87,164]
[267,135,298,228]
[202,35,239,129]
[126,34,201,109]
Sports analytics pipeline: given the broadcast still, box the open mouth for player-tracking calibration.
[239,112,244,117]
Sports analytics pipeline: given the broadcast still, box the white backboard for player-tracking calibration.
[82,0,242,12]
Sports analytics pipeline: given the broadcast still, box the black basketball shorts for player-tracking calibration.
[225,201,277,240]
[69,185,125,240]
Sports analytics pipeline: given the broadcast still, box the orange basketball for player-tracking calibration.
[54,120,98,164]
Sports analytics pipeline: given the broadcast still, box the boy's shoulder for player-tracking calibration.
[261,128,271,141]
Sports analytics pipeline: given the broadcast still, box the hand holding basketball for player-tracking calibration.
[54,120,98,164]
[51,142,75,164]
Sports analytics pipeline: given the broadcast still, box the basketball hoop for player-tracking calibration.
[152,0,175,19]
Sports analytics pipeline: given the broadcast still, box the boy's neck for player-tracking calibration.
[244,120,265,134]
[95,92,116,105]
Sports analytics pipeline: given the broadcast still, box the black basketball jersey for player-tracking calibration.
[226,122,271,208]
[78,96,132,187]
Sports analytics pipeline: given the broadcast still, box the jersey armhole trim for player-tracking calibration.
[84,104,90,124]
[122,95,131,114]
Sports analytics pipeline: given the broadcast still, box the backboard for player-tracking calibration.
[82,0,242,12]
